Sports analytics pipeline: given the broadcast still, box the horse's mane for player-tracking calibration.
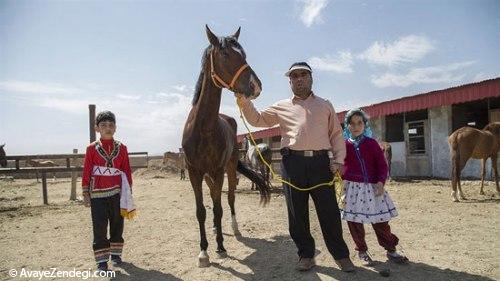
[192,46,211,106]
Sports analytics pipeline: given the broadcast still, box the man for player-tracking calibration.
[235,62,355,272]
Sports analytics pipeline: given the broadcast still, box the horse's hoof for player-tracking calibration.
[198,257,210,267]
[198,251,210,268]
[452,198,459,202]
[216,250,227,259]
[479,191,485,195]
[233,230,242,237]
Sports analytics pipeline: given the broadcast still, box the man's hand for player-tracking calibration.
[373,182,385,197]
[83,193,91,207]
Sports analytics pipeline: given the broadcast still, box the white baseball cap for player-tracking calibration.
[285,62,313,77]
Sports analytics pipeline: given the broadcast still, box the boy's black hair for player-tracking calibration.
[96,111,116,125]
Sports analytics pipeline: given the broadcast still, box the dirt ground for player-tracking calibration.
[0,167,499,281]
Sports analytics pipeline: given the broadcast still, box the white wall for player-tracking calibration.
[429,106,452,178]
[389,142,406,177]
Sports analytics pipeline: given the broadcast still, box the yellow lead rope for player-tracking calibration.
[237,103,343,202]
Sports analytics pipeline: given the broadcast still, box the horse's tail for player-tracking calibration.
[260,146,273,184]
[237,160,270,205]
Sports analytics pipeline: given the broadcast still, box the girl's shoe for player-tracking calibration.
[358,251,374,266]
[386,250,409,264]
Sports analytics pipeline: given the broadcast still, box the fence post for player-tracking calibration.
[70,149,78,200]
[89,104,96,143]
[42,172,48,205]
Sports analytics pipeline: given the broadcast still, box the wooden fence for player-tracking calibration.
[0,152,148,204]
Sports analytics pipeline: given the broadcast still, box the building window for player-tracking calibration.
[408,121,426,155]
[385,113,404,142]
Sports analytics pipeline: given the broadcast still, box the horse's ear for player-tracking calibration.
[232,27,241,40]
[206,25,220,47]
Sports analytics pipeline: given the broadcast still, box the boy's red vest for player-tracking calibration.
[82,139,132,198]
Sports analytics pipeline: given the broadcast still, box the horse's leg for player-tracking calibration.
[492,154,499,196]
[451,150,459,202]
[203,175,219,235]
[480,158,486,195]
[208,171,226,257]
[457,154,469,201]
[188,168,210,267]
[226,157,240,236]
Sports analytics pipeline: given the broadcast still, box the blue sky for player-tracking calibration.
[1,0,499,155]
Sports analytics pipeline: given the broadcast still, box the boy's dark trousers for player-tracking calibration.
[281,151,350,261]
[90,193,124,263]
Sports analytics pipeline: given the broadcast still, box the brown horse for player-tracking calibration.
[379,141,392,179]
[0,144,7,168]
[182,26,270,267]
[448,122,500,202]
[27,158,57,182]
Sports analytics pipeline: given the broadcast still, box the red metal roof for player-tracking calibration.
[237,127,279,143]
[238,78,500,142]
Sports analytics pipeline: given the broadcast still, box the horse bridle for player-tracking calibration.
[209,49,249,92]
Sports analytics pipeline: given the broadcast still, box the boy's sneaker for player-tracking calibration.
[111,255,123,266]
[386,250,409,264]
[97,262,109,272]
[358,251,374,266]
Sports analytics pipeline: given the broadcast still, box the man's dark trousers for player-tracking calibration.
[281,152,350,260]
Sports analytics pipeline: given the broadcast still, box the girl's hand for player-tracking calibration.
[374,182,385,197]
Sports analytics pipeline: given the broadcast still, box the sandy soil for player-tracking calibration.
[0,168,499,281]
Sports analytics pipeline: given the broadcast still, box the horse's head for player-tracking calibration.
[205,25,262,99]
[0,144,7,168]
[484,122,500,142]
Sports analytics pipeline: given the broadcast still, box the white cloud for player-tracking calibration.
[1,80,196,154]
[116,94,142,100]
[38,97,91,113]
[308,51,354,73]
[0,80,83,95]
[299,0,329,27]
[171,84,189,92]
[358,35,434,67]
[371,61,475,88]
[472,72,494,82]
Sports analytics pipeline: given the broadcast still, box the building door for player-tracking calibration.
[405,120,431,177]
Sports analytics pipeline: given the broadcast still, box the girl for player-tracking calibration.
[340,108,408,265]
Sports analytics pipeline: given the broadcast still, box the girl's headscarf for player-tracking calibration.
[342,108,373,145]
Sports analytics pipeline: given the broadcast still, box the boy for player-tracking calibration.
[82,110,135,272]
